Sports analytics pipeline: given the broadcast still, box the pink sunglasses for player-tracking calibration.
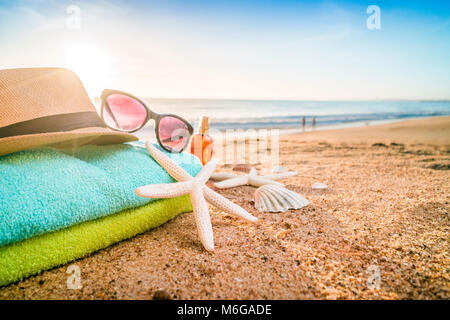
[100,89,193,153]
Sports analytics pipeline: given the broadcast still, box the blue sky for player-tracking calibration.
[0,0,449,100]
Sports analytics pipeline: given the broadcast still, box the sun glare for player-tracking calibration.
[65,44,109,98]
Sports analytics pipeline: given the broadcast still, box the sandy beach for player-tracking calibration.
[0,116,448,300]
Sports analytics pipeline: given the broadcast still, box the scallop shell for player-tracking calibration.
[254,184,309,212]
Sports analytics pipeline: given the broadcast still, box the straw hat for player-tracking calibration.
[0,67,138,156]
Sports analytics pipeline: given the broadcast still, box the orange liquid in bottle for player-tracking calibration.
[190,116,213,165]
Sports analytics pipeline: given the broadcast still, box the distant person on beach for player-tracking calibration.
[302,116,306,130]
[312,116,316,129]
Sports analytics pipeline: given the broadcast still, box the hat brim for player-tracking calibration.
[0,126,138,157]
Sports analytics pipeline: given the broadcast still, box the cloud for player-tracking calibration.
[2,0,128,32]
[18,6,66,30]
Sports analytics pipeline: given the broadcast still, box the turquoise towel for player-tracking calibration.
[0,142,202,247]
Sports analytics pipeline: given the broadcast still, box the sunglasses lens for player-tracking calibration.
[158,116,191,152]
[104,94,147,131]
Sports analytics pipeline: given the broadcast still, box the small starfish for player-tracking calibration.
[135,142,257,251]
[211,168,297,189]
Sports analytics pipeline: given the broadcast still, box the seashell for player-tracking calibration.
[269,165,297,179]
[254,184,309,213]
[271,165,289,174]
[233,163,252,173]
[312,182,328,190]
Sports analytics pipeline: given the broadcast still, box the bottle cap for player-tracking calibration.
[199,116,210,134]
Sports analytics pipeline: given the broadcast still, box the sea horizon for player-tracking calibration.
[93,97,450,135]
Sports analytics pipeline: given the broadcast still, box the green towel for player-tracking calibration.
[0,142,201,247]
[0,195,192,287]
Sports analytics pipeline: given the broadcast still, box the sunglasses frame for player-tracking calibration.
[100,89,194,153]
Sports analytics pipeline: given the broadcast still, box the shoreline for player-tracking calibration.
[277,115,446,136]
[211,115,449,137]
[284,115,450,145]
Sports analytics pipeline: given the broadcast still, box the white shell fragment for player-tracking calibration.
[254,184,309,213]
[312,182,328,190]
[270,165,297,178]
[271,165,288,173]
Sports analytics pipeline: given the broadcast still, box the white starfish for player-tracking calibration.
[211,168,297,189]
[135,142,257,251]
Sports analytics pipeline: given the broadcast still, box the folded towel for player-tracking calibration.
[0,196,192,286]
[0,143,202,247]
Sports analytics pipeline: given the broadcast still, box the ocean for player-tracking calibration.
[94,98,450,137]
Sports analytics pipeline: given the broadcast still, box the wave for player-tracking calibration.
[207,111,450,130]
